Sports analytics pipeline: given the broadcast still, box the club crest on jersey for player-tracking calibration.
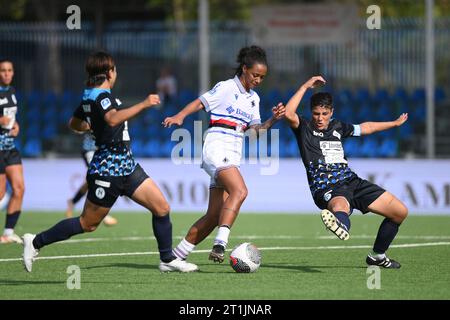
[100,98,111,110]
[313,130,324,137]
[333,130,341,140]
[11,94,17,105]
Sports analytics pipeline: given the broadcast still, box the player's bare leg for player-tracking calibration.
[209,167,248,263]
[366,191,408,268]
[1,165,24,244]
[172,188,228,262]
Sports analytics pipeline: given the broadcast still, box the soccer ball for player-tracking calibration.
[229,242,261,273]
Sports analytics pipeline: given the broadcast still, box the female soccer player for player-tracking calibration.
[66,132,118,226]
[284,75,408,268]
[22,51,197,273]
[0,59,25,245]
[163,46,285,264]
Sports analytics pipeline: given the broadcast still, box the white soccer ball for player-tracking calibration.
[229,242,261,273]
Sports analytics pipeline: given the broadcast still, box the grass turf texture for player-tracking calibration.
[1,212,449,300]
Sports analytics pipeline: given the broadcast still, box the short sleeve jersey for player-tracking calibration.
[291,117,362,195]
[199,76,261,135]
[73,88,135,176]
[0,86,18,150]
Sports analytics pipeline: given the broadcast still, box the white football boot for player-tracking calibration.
[22,233,39,272]
[159,258,198,273]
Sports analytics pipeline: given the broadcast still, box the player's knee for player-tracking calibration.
[80,219,99,232]
[153,202,170,217]
[235,186,248,203]
[397,204,408,223]
[12,183,25,197]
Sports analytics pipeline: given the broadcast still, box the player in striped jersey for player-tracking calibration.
[164,46,285,264]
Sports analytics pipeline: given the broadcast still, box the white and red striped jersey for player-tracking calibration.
[199,76,261,135]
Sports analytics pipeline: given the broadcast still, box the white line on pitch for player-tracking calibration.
[47,234,450,244]
[1,241,450,263]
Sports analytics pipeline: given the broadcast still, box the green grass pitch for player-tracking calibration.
[1,212,449,300]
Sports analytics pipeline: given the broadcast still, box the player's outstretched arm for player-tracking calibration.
[104,94,160,127]
[285,75,326,129]
[360,113,408,136]
[68,116,90,133]
[249,103,286,134]
[162,98,204,128]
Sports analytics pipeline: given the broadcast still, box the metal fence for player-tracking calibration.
[0,18,449,157]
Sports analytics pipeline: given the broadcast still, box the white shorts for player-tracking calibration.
[201,128,243,188]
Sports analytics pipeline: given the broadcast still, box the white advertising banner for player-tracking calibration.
[17,159,450,215]
[251,4,358,45]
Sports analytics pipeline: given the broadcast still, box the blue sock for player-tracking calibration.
[33,217,84,249]
[334,211,351,231]
[152,214,175,263]
[373,218,400,254]
[5,211,21,229]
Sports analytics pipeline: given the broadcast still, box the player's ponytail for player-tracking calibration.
[85,51,115,87]
[234,45,267,76]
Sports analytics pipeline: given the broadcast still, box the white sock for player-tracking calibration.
[172,238,196,260]
[214,225,231,248]
[3,228,14,236]
[371,251,386,259]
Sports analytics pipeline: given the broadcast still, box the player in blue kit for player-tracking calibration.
[65,132,118,226]
[0,59,25,245]
[284,76,409,268]
[22,51,197,273]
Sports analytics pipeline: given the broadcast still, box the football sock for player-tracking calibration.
[173,238,195,260]
[214,225,231,248]
[33,217,84,250]
[3,228,14,236]
[152,214,175,263]
[373,218,400,254]
[5,211,21,229]
[72,190,85,204]
[334,211,351,231]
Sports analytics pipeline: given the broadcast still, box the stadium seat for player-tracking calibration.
[359,137,378,157]
[23,139,42,157]
[378,138,398,157]
[343,139,360,157]
[374,88,390,105]
[355,88,371,104]
[375,103,393,121]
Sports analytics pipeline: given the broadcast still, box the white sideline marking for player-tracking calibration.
[1,241,450,263]
[52,234,450,244]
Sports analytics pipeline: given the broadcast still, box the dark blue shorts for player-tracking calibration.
[313,176,385,214]
[0,148,22,174]
[86,163,149,208]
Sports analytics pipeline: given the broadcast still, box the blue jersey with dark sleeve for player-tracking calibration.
[291,117,362,195]
[0,86,18,150]
[73,88,135,176]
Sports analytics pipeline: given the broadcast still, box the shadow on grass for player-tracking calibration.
[0,279,63,286]
[262,263,366,272]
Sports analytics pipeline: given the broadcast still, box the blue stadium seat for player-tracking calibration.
[131,139,145,158]
[23,139,42,157]
[177,89,196,107]
[42,123,57,139]
[343,139,360,157]
[435,87,446,105]
[336,89,353,106]
[374,89,390,104]
[356,102,372,123]
[359,137,378,157]
[265,89,283,108]
[393,87,409,104]
[412,88,426,103]
[378,138,398,157]
[399,122,413,139]
[375,103,393,121]
[355,88,371,104]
